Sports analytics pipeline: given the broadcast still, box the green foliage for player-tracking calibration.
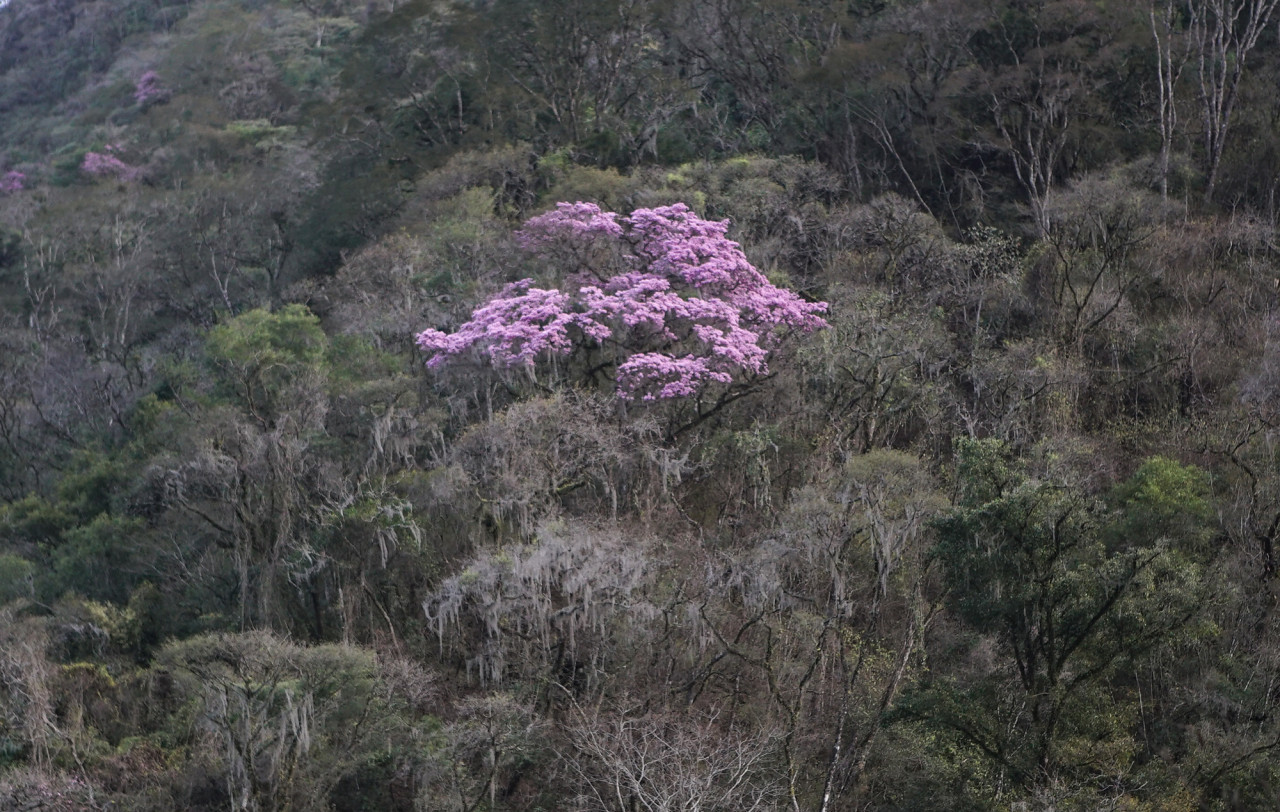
[51,514,147,605]
[324,333,400,392]
[1111,456,1214,552]
[55,451,126,520]
[224,119,297,144]
[205,303,327,419]
[0,495,75,545]
[0,554,34,604]
[6,0,1280,806]
[910,438,1211,801]
[157,631,410,810]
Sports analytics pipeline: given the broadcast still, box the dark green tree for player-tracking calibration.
[899,439,1210,805]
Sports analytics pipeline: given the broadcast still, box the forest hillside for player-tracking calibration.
[3,0,1280,809]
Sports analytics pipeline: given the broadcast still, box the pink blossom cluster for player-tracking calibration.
[0,170,24,193]
[134,70,170,107]
[513,200,627,282]
[418,202,827,401]
[82,147,140,181]
[515,201,624,250]
[420,279,612,367]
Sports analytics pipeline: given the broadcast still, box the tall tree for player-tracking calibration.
[1151,0,1191,201]
[1189,0,1280,201]
[904,440,1211,803]
[965,1,1126,236]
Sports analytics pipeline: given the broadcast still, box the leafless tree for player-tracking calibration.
[1189,0,1280,202]
[424,521,659,687]
[0,606,57,769]
[988,65,1075,239]
[560,701,785,812]
[1038,174,1166,352]
[417,693,542,812]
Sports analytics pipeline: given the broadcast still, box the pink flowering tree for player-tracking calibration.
[81,145,140,182]
[416,202,827,402]
[134,70,170,107]
[0,170,23,193]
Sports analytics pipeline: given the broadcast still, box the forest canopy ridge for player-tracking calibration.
[3,0,1280,808]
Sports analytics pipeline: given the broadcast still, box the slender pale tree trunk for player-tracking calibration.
[1151,0,1190,202]
[1189,0,1280,202]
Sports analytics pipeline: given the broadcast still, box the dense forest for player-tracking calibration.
[3,0,1280,808]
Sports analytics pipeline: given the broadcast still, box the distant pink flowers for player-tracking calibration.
[0,170,24,193]
[82,145,140,181]
[134,70,169,107]
[417,202,827,401]
[515,201,625,248]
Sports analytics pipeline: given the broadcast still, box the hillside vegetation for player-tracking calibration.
[3,0,1280,809]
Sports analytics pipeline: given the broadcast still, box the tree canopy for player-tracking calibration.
[5,0,1280,808]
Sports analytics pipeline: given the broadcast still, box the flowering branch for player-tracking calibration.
[134,70,170,108]
[417,202,827,401]
[0,171,24,193]
[81,146,140,182]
